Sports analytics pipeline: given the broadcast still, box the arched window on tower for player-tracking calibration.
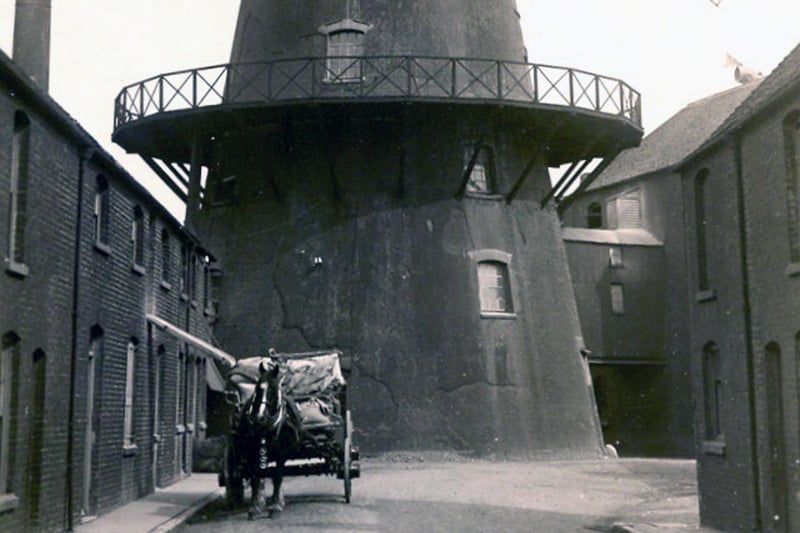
[587,202,602,228]
[319,19,372,83]
[783,111,800,263]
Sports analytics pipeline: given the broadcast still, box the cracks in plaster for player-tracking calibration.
[436,379,519,395]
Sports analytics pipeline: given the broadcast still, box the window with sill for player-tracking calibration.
[610,283,625,314]
[1,332,20,496]
[7,111,30,272]
[464,144,497,196]
[123,338,138,448]
[694,169,710,292]
[470,250,515,316]
[783,111,800,263]
[94,175,110,248]
[587,202,602,228]
[131,206,144,269]
[161,228,172,286]
[702,342,723,445]
[179,245,188,297]
[319,19,372,83]
[609,246,623,268]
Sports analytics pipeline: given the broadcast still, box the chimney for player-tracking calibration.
[13,0,52,92]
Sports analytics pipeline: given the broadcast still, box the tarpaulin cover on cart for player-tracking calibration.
[226,352,346,431]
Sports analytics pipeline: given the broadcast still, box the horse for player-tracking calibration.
[241,357,300,519]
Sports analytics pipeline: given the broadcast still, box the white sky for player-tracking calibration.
[0,0,798,218]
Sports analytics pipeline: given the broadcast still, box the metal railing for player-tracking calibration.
[113,56,641,130]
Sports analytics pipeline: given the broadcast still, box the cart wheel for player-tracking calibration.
[223,445,244,509]
[343,410,352,504]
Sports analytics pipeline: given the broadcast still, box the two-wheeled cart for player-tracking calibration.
[218,349,360,507]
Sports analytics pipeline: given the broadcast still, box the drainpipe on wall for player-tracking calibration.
[732,132,762,531]
[65,147,93,532]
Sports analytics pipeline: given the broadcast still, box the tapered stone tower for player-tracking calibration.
[113,0,642,456]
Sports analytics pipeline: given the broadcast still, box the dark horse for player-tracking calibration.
[241,357,300,519]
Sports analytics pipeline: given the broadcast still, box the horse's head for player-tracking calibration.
[246,357,286,433]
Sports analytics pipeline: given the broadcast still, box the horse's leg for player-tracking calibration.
[248,477,266,520]
[267,459,285,514]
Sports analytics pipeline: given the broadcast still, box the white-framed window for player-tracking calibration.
[609,246,623,268]
[93,175,110,250]
[7,111,30,274]
[131,206,144,270]
[161,228,172,286]
[610,283,625,314]
[478,262,512,312]
[123,339,138,449]
[783,111,800,263]
[702,342,723,442]
[694,169,710,291]
[469,249,515,317]
[319,19,372,83]
[0,334,18,496]
[179,244,188,298]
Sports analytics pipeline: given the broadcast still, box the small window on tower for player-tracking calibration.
[464,145,496,195]
[609,247,623,268]
[478,261,513,313]
[470,249,515,318]
[319,19,372,83]
[327,31,364,81]
[610,283,625,314]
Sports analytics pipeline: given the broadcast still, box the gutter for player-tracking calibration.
[65,147,93,531]
[145,314,236,369]
[732,133,762,531]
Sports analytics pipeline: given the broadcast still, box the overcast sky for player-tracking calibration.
[1,0,799,217]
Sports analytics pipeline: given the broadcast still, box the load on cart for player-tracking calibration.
[218,349,359,518]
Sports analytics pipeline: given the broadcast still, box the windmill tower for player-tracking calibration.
[113,0,642,456]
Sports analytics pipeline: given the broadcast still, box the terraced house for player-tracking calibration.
[0,4,220,531]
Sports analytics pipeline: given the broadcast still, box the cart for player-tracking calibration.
[218,349,359,509]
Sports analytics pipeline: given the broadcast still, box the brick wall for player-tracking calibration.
[738,93,800,533]
[0,61,214,532]
[681,143,760,532]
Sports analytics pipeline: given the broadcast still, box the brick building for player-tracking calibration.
[0,44,219,532]
[560,81,758,458]
[678,43,800,533]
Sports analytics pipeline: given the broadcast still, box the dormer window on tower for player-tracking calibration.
[318,19,372,83]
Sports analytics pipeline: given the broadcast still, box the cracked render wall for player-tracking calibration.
[196,105,603,457]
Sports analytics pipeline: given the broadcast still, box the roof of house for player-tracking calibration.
[587,80,761,191]
[699,42,800,152]
[0,48,199,246]
[562,227,663,247]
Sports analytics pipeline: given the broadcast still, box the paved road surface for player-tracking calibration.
[175,458,701,532]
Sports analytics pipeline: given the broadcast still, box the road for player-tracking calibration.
[176,458,701,532]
